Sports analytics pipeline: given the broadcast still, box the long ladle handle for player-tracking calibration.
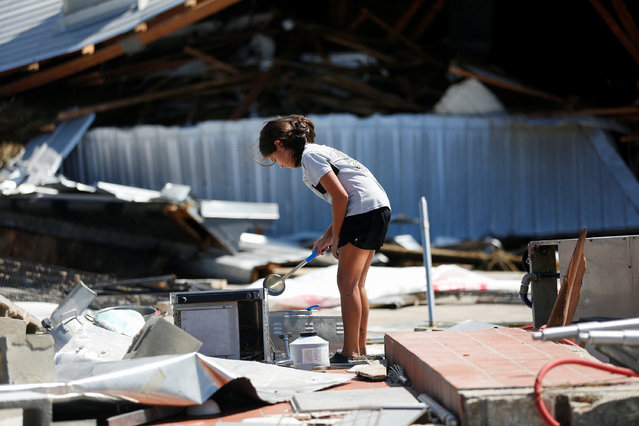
[281,249,318,280]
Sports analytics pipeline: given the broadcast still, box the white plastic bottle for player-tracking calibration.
[290,331,329,370]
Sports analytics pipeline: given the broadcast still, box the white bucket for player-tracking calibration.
[290,331,329,370]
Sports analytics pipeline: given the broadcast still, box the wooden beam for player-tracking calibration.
[411,0,447,41]
[612,0,639,47]
[558,105,639,116]
[390,0,426,40]
[356,8,422,52]
[0,0,242,97]
[620,132,639,142]
[448,66,564,103]
[348,8,368,32]
[57,73,252,120]
[69,55,189,86]
[590,0,639,67]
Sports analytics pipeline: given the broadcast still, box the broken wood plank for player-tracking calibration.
[547,227,587,328]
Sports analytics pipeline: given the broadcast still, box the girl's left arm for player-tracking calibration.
[318,171,348,259]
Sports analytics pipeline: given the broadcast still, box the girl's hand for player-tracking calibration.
[331,238,339,259]
[313,234,332,256]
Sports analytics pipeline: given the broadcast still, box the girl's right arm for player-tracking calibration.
[317,170,348,259]
[313,224,333,255]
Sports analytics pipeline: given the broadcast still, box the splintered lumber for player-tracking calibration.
[547,227,587,328]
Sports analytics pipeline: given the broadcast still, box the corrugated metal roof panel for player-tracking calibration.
[0,0,185,72]
[61,114,639,244]
[6,113,95,186]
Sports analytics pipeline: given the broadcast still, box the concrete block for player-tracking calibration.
[461,388,546,426]
[0,334,56,384]
[125,316,202,359]
[563,385,639,426]
[0,317,27,337]
[0,390,52,425]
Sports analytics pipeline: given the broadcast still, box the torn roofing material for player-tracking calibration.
[0,0,185,73]
[0,352,354,407]
[0,0,243,95]
[13,114,95,186]
[0,114,94,189]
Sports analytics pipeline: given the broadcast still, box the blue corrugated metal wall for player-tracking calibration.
[62,114,639,243]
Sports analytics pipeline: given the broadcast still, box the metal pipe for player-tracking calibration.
[417,393,458,426]
[419,196,436,327]
[577,330,639,345]
[532,317,639,340]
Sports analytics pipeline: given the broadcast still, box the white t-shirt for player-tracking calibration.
[301,144,390,217]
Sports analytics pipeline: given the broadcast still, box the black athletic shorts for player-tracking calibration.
[338,207,391,251]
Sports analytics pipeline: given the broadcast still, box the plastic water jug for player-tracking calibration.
[290,331,329,370]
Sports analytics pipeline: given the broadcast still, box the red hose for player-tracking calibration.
[556,338,580,347]
[534,357,639,425]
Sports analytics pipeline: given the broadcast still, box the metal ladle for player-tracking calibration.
[263,249,318,296]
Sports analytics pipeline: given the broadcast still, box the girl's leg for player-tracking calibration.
[336,243,374,357]
[357,250,375,355]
